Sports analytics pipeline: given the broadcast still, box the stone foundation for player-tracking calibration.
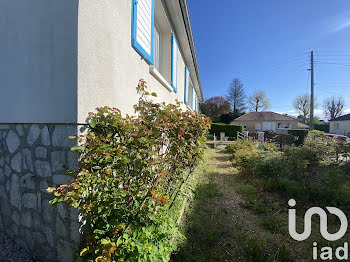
[0,124,83,262]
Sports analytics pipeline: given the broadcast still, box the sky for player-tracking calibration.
[187,0,350,120]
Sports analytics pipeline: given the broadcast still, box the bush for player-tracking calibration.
[47,80,210,262]
[210,123,243,138]
[308,130,325,137]
[257,143,278,152]
[229,137,350,211]
[219,112,235,124]
[288,129,309,146]
[314,123,329,133]
[226,140,255,154]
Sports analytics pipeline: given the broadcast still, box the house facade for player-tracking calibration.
[0,1,202,261]
[234,112,308,134]
[329,113,350,136]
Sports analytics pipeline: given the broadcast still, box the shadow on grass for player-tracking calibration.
[171,182,231,262]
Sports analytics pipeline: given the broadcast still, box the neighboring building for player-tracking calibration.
[0,1,202,261]
[329,113,350,136]
[233,112,308,134]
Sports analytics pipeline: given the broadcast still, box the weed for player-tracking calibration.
[243,239,266,262]
[260,216,283,234]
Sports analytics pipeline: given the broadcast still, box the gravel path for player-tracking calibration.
[0,233,35,262]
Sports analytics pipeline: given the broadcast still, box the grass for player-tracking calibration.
[171,145,350,261]
[171,148,296,262]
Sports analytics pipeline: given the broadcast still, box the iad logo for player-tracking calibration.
[288,199,347,241]
[288,199,348,260]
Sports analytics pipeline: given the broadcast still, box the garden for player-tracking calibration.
[172,132,350,262]
[46,81,350,262]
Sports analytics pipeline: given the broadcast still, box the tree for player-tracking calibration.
[219,111,245,124]
[323,96,345,120]
[226,78,246,113]
[248,90,270,112]
[293,94,310,123]
[200,96,231,121]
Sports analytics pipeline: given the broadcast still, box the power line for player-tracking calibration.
[315,51,350,53]
[315,62,350,66]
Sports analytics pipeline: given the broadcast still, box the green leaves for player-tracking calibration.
[89,119,97,128]
[47,80,210,262]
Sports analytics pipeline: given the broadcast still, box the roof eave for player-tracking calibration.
[178,0,203,102]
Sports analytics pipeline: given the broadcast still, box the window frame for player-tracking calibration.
[171,32,178,93]
[153,22,161,73]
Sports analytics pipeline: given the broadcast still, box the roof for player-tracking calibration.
[329,113,350,122]
[234,112,298,121]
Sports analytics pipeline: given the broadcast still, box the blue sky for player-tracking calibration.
[187,0,350,119]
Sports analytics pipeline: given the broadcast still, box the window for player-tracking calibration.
[255,123,262,130]
[131,0,154,64]
[277,123,291,129]
[171,33,178,92]
[153,23,161,72]
[184,66,190,104]
[336,123,340,131]
[132,0,173,90]
[192,86,196,110]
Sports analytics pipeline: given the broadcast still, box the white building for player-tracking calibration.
[329,113,350,136]
[0,1,202,261]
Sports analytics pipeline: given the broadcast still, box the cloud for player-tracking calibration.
[315,108,350,120]
[334,20,350,32]
[344,108,350,114]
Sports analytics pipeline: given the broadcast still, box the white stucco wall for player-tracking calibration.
[77,0,194,122]
[330,121,350,136]
[0,0,78,123]
[1,0,200,124]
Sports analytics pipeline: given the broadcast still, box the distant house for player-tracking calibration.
[329,113,350,136]
[233,112,308,134]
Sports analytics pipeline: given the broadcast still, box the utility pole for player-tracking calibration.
[310,51,314,131]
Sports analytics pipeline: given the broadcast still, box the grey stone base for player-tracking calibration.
[0,124,84,262]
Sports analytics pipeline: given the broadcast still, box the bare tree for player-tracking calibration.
[226,78,246,114]
[248,90,270,112]
[293,94,310,123]
[323,96,345,120]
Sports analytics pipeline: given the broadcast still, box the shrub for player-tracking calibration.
[308,130,325,138]
[257,143,278,152]
[314,123,329,133]
[334,140,350,162]
[230,136,350,211]
[272,134,295,146]
[226,140,255,154]
[288,129,309,146]
[47,80,210,262]
[255,154,284,179]
[210,123,243,138]
[219,112,235,124]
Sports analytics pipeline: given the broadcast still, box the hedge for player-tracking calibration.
[47,80,210,261]
[288,129,309,146]
[314,124,329,133]
[210,123,244,138]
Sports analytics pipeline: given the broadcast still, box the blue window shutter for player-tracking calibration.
[184,66,189,105]
[171,32,178,92]
[131,0,154,64]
